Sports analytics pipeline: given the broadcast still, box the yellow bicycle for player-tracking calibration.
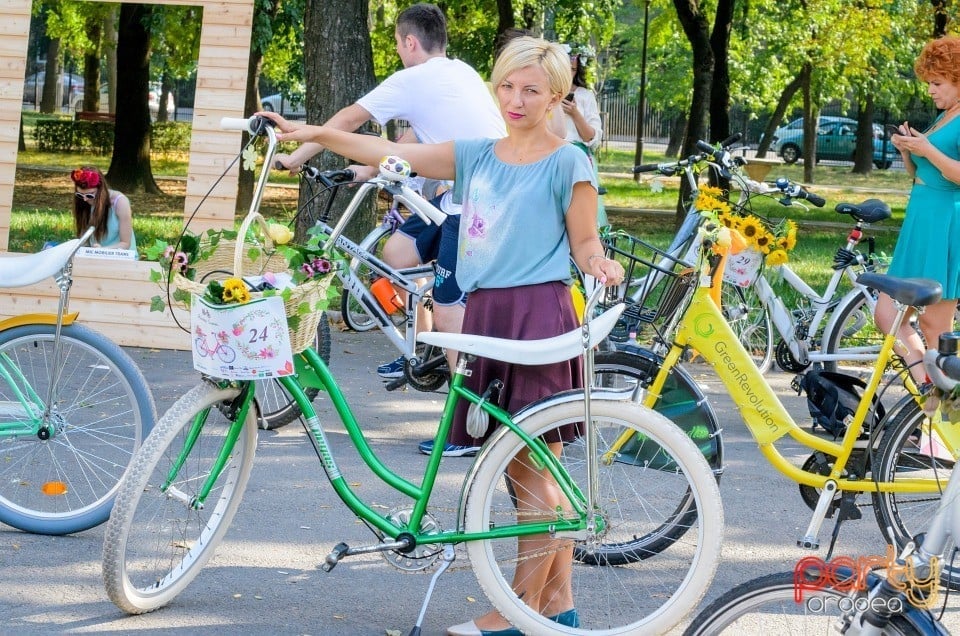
[616,222,958,580]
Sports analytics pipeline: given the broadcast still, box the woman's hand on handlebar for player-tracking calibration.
[256,111,315,143]
[273,153,302,175]
[349,164,378,181]
[588,254,625,287]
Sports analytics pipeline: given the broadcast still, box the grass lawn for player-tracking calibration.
[8,134,909,301]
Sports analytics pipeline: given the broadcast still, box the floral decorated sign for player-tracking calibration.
[190,294,293,380]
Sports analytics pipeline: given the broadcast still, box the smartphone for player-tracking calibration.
[565,92,575,102]
[886,124,906,137]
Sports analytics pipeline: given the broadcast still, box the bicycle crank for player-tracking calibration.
[775,339,810,373]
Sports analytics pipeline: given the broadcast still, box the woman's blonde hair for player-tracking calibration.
[491,36,569,98]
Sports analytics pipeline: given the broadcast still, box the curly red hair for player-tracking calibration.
[914,36,960,84]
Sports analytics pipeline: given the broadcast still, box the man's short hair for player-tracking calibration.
[397,3,447,53]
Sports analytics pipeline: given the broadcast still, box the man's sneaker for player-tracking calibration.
[418,439,480,457]
[377,356,406,379]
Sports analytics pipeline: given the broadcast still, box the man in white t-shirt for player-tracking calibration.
[274,3,505,457]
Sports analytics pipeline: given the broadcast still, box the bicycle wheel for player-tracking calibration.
[722,281,774,373]
[683,571,926,635]
[820,287,882,373]
[464,399,723,634]
[342,225,392,332]
[0,323,155,535]
[590,350,721,562]
[872,399,960,589]
[253,312,331,430]
[102,381,257,614]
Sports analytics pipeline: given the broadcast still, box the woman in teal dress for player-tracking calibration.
[875,35,960,382]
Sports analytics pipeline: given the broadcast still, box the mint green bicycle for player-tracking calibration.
[101,115,723,635]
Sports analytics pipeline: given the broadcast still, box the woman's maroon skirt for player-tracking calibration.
[449,281,583,446]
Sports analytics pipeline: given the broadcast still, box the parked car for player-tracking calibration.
[22,72,84,107]
[260,93,306,118]
[769,116,897,169]
[70,82,175,119]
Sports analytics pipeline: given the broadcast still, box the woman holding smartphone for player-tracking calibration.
[875,35,960,383]
[561,43,605,226]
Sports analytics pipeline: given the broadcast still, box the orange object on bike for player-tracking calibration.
[371,278,404,314]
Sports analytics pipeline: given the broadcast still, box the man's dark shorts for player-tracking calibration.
[397,210,464,306]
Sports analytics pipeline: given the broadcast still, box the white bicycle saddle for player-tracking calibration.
[417,303,626,366]
[0,238,84,289]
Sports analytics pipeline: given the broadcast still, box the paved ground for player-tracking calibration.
[1,322,958,634]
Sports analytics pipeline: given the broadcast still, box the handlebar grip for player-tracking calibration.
[719,132,743,148]
[804,191,826,208]
[632,163,661,174]
[221,116,257,133]
[695,140,716,154]
[939,355,960,382]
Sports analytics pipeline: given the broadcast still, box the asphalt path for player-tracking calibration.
[2,323,959,635]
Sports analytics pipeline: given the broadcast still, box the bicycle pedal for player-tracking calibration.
[321,541,350,572]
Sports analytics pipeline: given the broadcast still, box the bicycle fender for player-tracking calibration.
[819,287,874,353]
[0,312,79,332]
[454,390,630,527]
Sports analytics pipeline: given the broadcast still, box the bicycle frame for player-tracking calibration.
[638,264,953,545]
[753,261,874,365]
[0,229,93,438]
[174,344,610,545]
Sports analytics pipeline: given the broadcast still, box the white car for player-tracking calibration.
[260,93,306,118]
[71,82,175,119]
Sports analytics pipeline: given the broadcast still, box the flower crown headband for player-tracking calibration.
[71,168,101,189]
[563,42,596,60]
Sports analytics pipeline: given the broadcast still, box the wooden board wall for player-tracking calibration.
[0,0,255,350]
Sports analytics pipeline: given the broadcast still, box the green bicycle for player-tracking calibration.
[101,115,723,635]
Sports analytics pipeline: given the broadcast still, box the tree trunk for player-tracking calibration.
[104,9,118,113]
[756,74,802,157]
[672,0,713,227]
[800,63,816,184]
[708,0,735,143]
[932,0,948,37]
[107,3,160,194]
[40,39,60,114]
[852,96,875,174]
[301,0,377,241]
[665,115,686,158]
[82,19,103,113]
[495,0,515,40]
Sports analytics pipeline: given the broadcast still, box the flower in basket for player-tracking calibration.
[144,225,338,317]
[696,186,799,267]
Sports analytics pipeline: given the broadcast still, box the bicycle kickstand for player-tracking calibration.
[409,544,456,636]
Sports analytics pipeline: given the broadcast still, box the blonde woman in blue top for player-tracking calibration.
[261,35,624,636]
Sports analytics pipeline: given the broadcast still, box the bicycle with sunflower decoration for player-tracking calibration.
[711,175,893,374]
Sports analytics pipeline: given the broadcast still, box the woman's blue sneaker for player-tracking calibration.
[377,356,405,379]
[417,439,480,457]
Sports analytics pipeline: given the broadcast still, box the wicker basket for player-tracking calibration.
[172,213,331,353]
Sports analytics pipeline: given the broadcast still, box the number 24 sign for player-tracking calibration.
[190,295,294,380]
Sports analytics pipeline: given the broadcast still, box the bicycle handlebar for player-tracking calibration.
[774,177,826,208]
[632,134,743,176]
[927,333,960,387]
[221,115,273,135]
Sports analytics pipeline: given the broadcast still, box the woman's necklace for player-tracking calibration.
[928,99,960,134]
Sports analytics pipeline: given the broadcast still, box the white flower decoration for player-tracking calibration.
[242,145,258,172]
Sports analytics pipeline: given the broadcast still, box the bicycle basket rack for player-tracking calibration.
[599,233,696,343]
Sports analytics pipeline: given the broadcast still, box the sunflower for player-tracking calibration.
[222,278,251,304]
[695,191,731,216]
[754,231,772,254]
[766,249,789,267]
[739,216,762,240]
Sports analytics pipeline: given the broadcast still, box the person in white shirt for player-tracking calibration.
[560,43,606,226]
[273,3,505,457]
